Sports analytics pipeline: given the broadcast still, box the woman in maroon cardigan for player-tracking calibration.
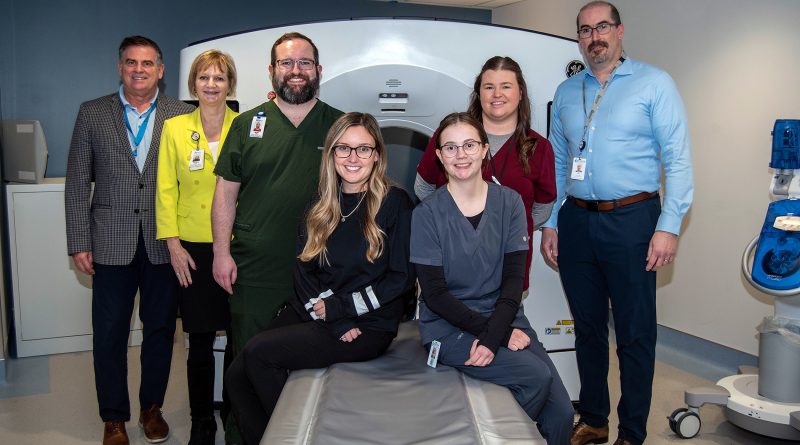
[415,56,556,292]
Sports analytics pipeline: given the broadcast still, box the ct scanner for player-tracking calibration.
[179,18,585,413]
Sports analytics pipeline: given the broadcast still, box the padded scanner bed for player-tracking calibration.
[261,321,545,445]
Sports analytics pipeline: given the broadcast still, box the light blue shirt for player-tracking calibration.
[544,58,693,235]
[119,85,158,172]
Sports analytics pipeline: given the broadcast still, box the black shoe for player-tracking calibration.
[189,416,217,445]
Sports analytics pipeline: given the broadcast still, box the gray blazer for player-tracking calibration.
[65,92,195,266]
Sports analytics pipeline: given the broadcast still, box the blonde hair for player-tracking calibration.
[299,113,390,265]
[187,49,237,98]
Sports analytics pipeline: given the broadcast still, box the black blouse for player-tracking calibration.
[292,186,415,338]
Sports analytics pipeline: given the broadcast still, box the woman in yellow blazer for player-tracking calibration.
[156,49,238,445]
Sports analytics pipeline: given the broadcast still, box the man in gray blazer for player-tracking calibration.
[65,35,194,445]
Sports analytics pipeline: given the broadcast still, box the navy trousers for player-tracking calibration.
[557,197,660,445]
[437,328,574,445]
[92,231,178,421]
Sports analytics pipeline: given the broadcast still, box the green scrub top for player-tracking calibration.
[215,99,343,288]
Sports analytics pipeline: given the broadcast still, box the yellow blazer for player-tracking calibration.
[156,106,238,242]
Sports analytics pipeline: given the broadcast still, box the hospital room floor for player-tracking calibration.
[0,321,792,445]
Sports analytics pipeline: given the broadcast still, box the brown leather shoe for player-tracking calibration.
[612,438,632,445]
[139,404,169,443]
[103,421,129,445]
[571,421,609,445]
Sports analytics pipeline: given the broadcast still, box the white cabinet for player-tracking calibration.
[6,179,142,357]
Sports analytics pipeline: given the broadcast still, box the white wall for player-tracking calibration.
[494,0,800,355]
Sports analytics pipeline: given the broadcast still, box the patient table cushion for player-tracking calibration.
[261,321,545,445]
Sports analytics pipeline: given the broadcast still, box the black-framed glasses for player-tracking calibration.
[274,58,316,70]
[438,140,482,158]
[333,144,375,159]
[577,22,618,39]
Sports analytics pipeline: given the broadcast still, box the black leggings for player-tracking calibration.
[186,331,216,419]
[225,308,395,445]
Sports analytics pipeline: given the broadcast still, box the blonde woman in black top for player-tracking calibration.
[224,112,415,445]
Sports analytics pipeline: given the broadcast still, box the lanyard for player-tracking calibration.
[579,58,624,156]
[124,99,157,155]
[486,138,513,185]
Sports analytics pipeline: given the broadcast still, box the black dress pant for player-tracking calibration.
[92,231,178,421]
[225,308,395,445]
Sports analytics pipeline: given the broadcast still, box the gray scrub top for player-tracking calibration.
[410,182,530,345]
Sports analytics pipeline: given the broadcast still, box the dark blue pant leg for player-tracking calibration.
[136,236,178,409]
[91,233,177,421]
[596,199,659,445]
[92,261,140,421]
[557,198,660,445]
[557,199,611,429]
[438,330,574,445]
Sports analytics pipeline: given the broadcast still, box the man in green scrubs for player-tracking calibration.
[212,32,343,444]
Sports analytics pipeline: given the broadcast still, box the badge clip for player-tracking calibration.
[250,115,266,138]
[427,340,441,368]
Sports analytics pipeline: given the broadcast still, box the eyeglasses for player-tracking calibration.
[274,58,316,70]
[333,145,375,159]
[577,22,618,39]
[438,140,482,158]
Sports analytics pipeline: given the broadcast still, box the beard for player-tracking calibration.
[272,71,319,105]
[586,40,610,64]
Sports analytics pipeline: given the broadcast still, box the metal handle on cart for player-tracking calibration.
[742,235,800,297]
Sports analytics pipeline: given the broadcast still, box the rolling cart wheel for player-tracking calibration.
[667,407,688,433]
[674,410,701,439]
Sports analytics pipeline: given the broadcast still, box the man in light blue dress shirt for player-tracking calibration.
[540,2,693,445]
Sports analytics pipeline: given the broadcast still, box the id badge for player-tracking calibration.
[427,340,441,368]
[571,157,586,181]
[249,115,266,138]
[189,149,204,171]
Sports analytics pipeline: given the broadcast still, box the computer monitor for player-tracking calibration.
[0,120,48,183]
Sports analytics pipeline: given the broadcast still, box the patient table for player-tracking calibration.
[261,321,545,445]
